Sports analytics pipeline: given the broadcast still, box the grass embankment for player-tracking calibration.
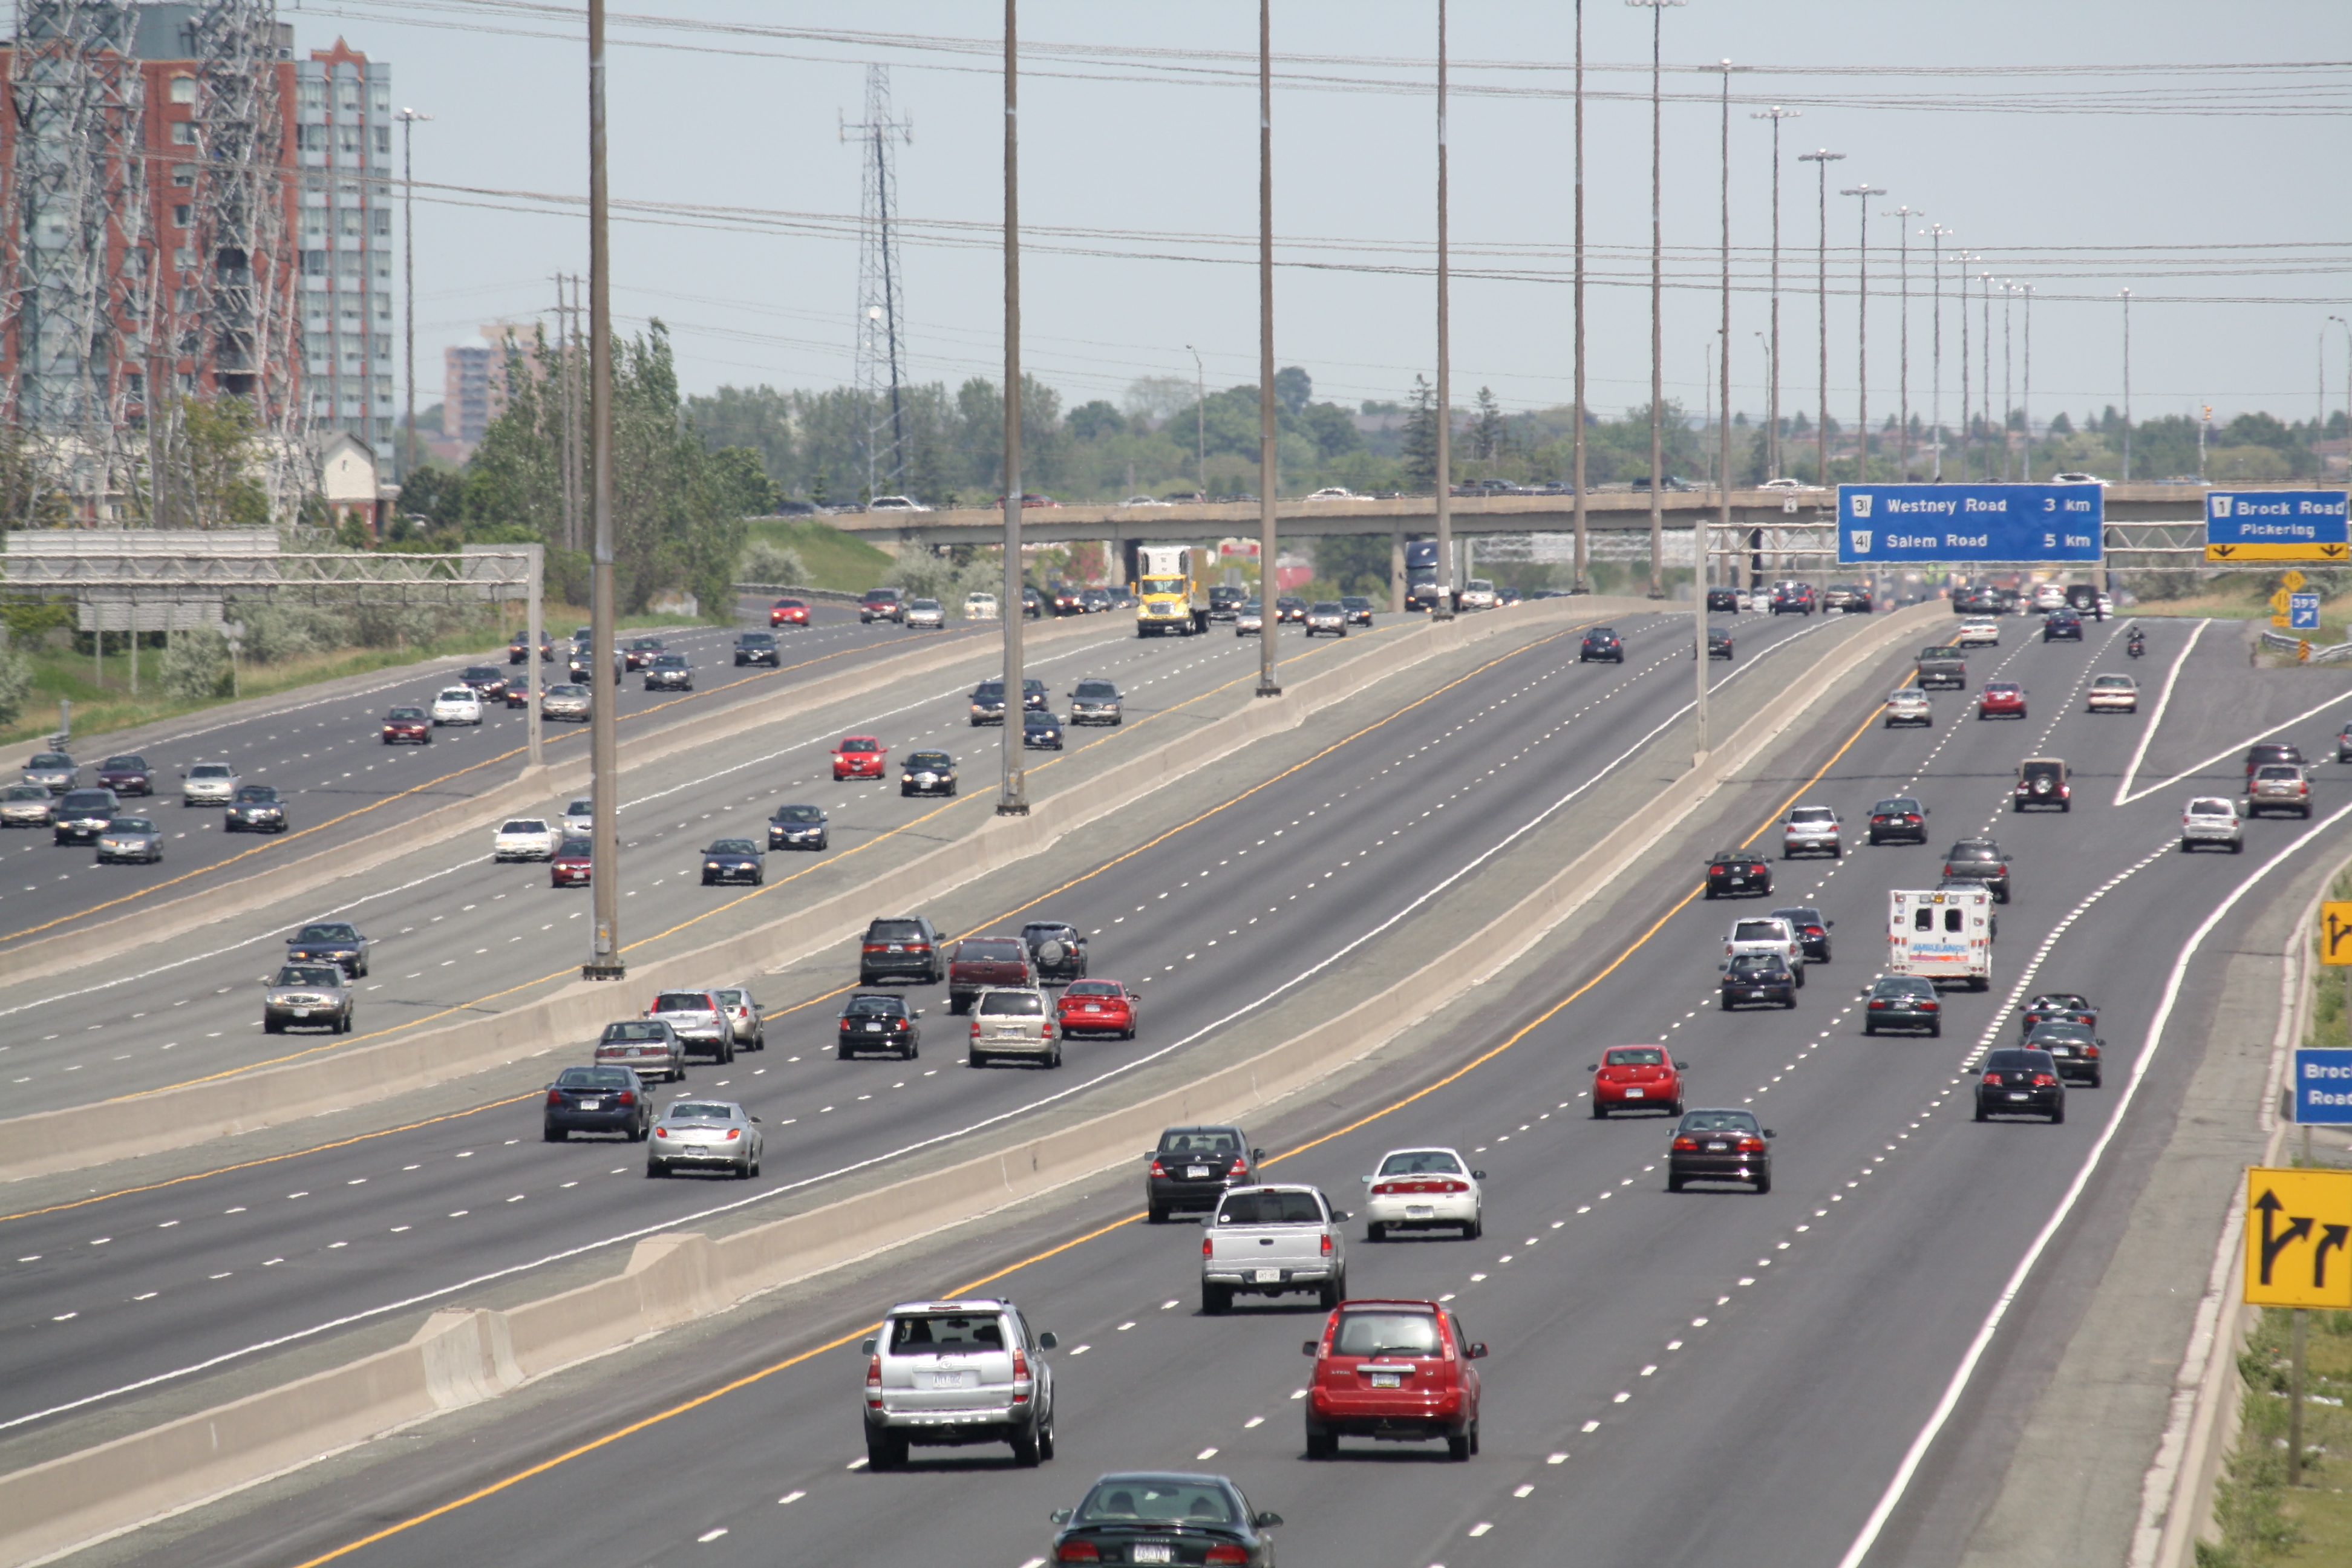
[743,518,894,592]
[2203,1310,2352,1566]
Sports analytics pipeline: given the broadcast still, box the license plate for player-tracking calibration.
[1132,1547,1173,1565]
[1187,1166,1211,1178]
[996,1028,1025,1039]
[292,1008,310,1018]
[1624,1088,1644,1099]
[1707,1141,1728,1152]
[1085,1004,1102,1013]
[689,1144,722,1157]
[1255,1268,1282,1284]
[922,1370,978,1390]
[1370,1371,1402,1388]
[2008,1092,2028,1101]
[866,1023,882,1033]
[888,944,904,952]
[578,1099,601,1111]
[1406,1205,1434,1220]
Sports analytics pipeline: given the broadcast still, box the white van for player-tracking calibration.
[1887,888,1992,991]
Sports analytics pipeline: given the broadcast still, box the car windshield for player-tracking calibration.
[1074,1478,1242,1528]
[1377,1150,1465,1176]
[557,1068,632,1088]
[501,820,547,835]
[960,939,1025,961]
[388,707,425,720]
[740,634,774,645]
[906,753,952,769]
[910,599,941,612]
[1343,597,1371,609]
[652,993,712,1013]
[865,590,900,603]
[774,806,823,823]
[708,840,757,855]
[664,1103,734,1122]
[190,765,231,779]
[1680,1110,1762,1134]
[557,838,591,855]
[653,655,687,668]
[102,756,143,769]
[5,785,46,800]
[601,1022,667,1042]
[1312,601,1342,613]
[295,924,356,942]
[60,792,113,811]
[839,738,880,753]
[1159,1129,1240,1154]
[566,800,592,815]
[235,786,277,802]
[549,685,586,697]
[276,966,342,987]
[106,817,156,834]
[1074,681,1117,698]
[972,682,1005,699]
[868,920,925,941]
[630,639,662,651]
[843,996,903,1018]
[1333,1310,1442,1358]
[463,667,498,681]
[30,753,71,768]
[978,991,1045,1016]
[1604,1048,1667,1067]
[1025,713,1058,727]
[1217,1190,1324,1224]
[438,688,473,702]
[1066,981,1120,998]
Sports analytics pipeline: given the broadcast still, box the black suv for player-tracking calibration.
[642,653,694,691]
[838,993,923,1060]
[1209,586,1247,621]
[1579,627,1624,664]
[1146,1124,1264,1223]
[859,916,944,985]
[734,632,781,667]
[51,788,120,845]
[1021,921,1088,984]
[1976,1048,2065,1122]
[1941,840,2012,903]
[509,630,552,664]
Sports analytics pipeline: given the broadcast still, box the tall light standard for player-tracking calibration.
[1572,0,1589,591]
[582,6,620,980]
[1798,149,1843,488]
[1752,106,1800,482]
[1255,0,1279,696]
[1431,0,1455,620]
[1978,272,1993,482]
[2330,316,2351,474]
[1889,205,1919,479]
[1927,224,1950,480]
[998,0,1028,815]
[2120,289,2132,482]
[2020,283,2034,482]
[1713,58,1739,668]
[1840,183,1882,480]
[396,108,430,482]
[1957,255,1973,480]
[1629,0,1685,600]
[2000,280,2014,482]
[1185,344,1204,500]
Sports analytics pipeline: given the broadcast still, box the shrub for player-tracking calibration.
[161,627,234,702]
[740,538,808,586]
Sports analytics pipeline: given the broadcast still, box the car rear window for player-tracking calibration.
[2258,765,2301,780]
[1727,954,1785,975]
[652,993,712,1013]
[1680,1110,1762,1134]
[601,1022,667,1042]
[665,1103,733,1122]
[501,820,547,834]
[61,791,114,811]
[1158,1129,1240,1154]
[868,920,926,941]
[1733,921,1785,942]
[1949,844,1996,861]
[557,1068,633,1088]
[1067,981,1120,998]
[978,991,1045,1016]
[1873,799,1918,814]
[1216,1190,1324,1225]
[1377,1150,1465,1176]
[1603,1048,1665,1066]
[1987,1050,2050,1071]
[1789,808,1834,824]
[844,996,902,1018]
[886,1313,1005,1354]
[959,939,1026,962]
[2187,800,2233,815]
[1333,1310,1441,1357]
[1075,1480,1240,1528]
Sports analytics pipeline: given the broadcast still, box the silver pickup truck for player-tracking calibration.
[1915,644,1967,691]
[1201,1184,1349,1315]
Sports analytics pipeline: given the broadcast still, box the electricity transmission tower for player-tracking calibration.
[842,65,910,502]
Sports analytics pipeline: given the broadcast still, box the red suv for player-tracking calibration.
[1302,1298,1486,1461]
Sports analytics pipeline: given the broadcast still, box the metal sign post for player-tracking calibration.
[2244,1165,2352,1489]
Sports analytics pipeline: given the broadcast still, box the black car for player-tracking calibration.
[2023,1021,2104,1086]
[1770,905,1833,962]
[768,803,829,851]
[1706,627,1735,660]
[459,665,509,701]
[1704,849,1772,899]
[1771,582,1815,616]
[734,632,781,667]
[1861,974,1940,1036]
[1976,1047,2066,1122]
[1080,587,1112,614]
[1051,1475,1281,1568]
[643,653,694,691]
[968,677,1050,725]
[624,636,666,670]
[95,754,152,796]
[2337,724,2352,764]
[1720,953,1797,1011]
[1341,595,1376,626]
[508,630,554,664]
[1275,596,1307,624]
[2042,609,2084,642]
[860,915,944,985]
[1068,678,1124,725]
[542,1065,652,1142]
[1705,587,1740,613]
[224,783,289,834]
[1866,797,1929,845]
[901,750,958,797]
[1021,584,1045,619]
[1579,627,1625,663]
[1145,1125,1264,1221]
[2020,992,2096,1036]
[1667,1108,1773,1193]
[1024,711,1065,750]
[1021,921,1088,985]
[2245,742,2306,783]
[287,920,371,976]
[1209,585,1247,621]
[51,788,120,846]
[569,647,623,684]
[699,838,764,886]
[838,992,922,1060]
[1941,839,2011,903]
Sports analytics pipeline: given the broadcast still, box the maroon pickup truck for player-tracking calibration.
[949,936,1036,1014]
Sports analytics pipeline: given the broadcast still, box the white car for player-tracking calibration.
[431,686,483,726]
[2053,472,2109,487]
[1304,486,1355,501]
[1782,805,1843,858]
[1723,915,1806,984]
[903,598,945,631]
[1360,1146,1485,1241]
[2031,584,2067,613]
[563,797,594,837]
[1884,690,1933,728]
[2180,796,2244,854]
[1955,617,2002,647]
[867,495,933,513]
[492,817,558,861]
[1759,477,1817,491]
[962,592,1000,621]
[1117,495,1171,508]
[180,762,239,806]
[1458,579,1498,611]
[2087,674,2139,713]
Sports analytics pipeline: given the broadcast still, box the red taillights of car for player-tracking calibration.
[1149,1158,1168,1178]
[1671,1135,1700,1152]
[654,1126,667,1137]
[1227,1155,1249,1179]
[1734,1137,1766,1153]
[1055,1544,1100,1564]
[1372,1178,1468,1195]
[1201,1233,1214,1258]
[1980,1072,2004,1086]
[1204,1546,1250,1565]
[546,1089,563,1105]
[1319,1233,1334,1257]
[1010,1347,1032,1403]
[2031,1073,2059,1088]
[865,1354,883,1410]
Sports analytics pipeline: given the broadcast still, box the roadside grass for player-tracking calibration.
[744,518,894,592]
[2200,1308,2352,1567]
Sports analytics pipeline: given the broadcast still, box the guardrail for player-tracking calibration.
[733,582,867,606]
[2258,627,2352,664]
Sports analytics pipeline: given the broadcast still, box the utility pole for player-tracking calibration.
[1841,184,1882,483]
[1256,0,1279,696]
[1630,0,1685,600]
[1958,256,1973,482]
[1431,0,1454,620]
[2121,288,2133,482]
[396,108,430,483]
[1889,206,1919,479]
[1927,224,1950,480]
[1799,149,1843,488]
[1572,0,1590,590]
[1979,271,1994,482]
[1751,106,1800,482]
[2021,284,2033,482]
[998,0,1028,815]
[2001,280,2014,482]
[1186,343,1205,500]
[583,3,621,981]
[2331,317,2351,480]
[1703,55,1730,757]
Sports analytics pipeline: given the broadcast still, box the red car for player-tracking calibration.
[381,705,431,745]
[1303,1298,1487,1461]
[1056,979,1139,1039]
[833,735,888,780]
[1977,682,2027,720]
[1587,1045,1686,1118]
[771,598,810,627]
[550,837,592,887]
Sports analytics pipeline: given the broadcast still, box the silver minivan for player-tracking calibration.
[969,987,1060,1068]
[861,1298,1058,1469]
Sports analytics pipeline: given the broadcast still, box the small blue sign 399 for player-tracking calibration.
[1837,485,2105,564]
[2295,1047,2352,1125]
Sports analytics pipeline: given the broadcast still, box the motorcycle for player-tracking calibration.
[2125,627,2146,659]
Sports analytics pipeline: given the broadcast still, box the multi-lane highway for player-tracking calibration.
[64,609,2352,1568]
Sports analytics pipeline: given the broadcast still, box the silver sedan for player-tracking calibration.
[95,815,165,864]
[647,1099,763,1178]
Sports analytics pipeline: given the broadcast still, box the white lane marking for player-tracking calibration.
[2110,619,2209,806]
[1832,792,2352,1568]
[2118,660,2352,807]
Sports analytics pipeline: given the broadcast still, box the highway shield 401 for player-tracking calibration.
[2244,1166,2352,1309]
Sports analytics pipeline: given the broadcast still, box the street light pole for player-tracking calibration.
[1752,106,1799,483]
[1431,0,1455,621]
[2021,283,2033,482]
[1979,272,1993,482]
[1889,205,1919,479]
[1927,224,1950,480]
[396,108,430,483]
[1716,60,1734,596]
[1572,0,1589,590]
[2121,288,2132,482]
[2330,317,2351,479]
[1255,0,1279,696]
[583,1,621,981]
[1798,149,1843,488]
[1186,344,1204,501]
[998,0,1028,816]
[1628,0,1685,600]
[1841,183,1882,481]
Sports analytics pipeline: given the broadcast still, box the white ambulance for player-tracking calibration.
[1887,888,1993,992]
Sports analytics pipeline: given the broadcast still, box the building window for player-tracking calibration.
[339,209,361,237]
[301,250,328,276]
[172,204,191,229]
[337,124,361,155]
[372,86,390,115]
[298,80,325,112]
[374,125,390,154]
[172,164,195,186]
[370,207,390,237]
[172,246,197,269]
[169,122,195,145]
[168,75,195,105]
[337,251,362,276]
[372,255,390,280]
[339,82,362,112]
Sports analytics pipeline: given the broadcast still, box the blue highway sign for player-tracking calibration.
[2294,1048,2352,1125]
[2291,592,2322,631]
[2206,491,2350,563]
[1837,485,2104,565]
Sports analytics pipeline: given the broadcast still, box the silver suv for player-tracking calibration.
[645,990,735,1063]
[711,987,766,1051]
[181,762,239,806]
[969,987,1060,1068]
[1781,805,1842,859]
[861,1298,1059,1469]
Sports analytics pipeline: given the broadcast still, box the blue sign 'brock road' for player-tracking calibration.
[2205,491,2351,564]
[1837,484,2105,565]
[2293,1047,2352,1125]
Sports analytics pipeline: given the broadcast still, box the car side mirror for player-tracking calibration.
[1584,1063,1597,1073]
[1673,1062,1689,1073]
[751,1115,762,1123]
[1302,1339,1320,1356]
[1468,1343,1489,1361]
[915,1009,925,1018]
[1050,1509,1073,1525]
[861,1337,878,1356]
[1330,1210,1349,1223]
[1252,1149,1266,1161]
[1037,1330,1057,1350]
[1359,1174,1373,1184]
[1826,920,1836,929]
[1763,1129,1777,1138]
[1472,1169,1488,1181]
[1253,1512,1285,1529]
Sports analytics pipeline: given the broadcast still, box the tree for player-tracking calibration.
[1400,376,1439,491]
[174,396,272,528]
[2048,411,2073,437]
[709,446,781,516]
[1068,400,1125,442]
[1274,365,1313,416]
[1472,387,1504,460]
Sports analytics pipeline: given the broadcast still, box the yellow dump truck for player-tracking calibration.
[1134,544,1212,637]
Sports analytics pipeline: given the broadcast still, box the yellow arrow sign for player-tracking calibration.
[2321,903,2352,967]
[2246,1167,2352,1308]
[2209,543,2351,563]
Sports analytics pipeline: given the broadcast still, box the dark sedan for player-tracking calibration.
[458,665,509,701]
[1579,627,1625,663]
[1770,904,1833,962]
[1866,796,1928,845]
[96,754,153,796]
[1706,586,1740,613]
[768,804,829,851]
[900,750,957,797]
[1275,595,1307,624]
[287,920,370,976]
[2338,723,2352,765]
[642,653,694,691]
[382,705,432,745]
[509,630,554,664]
[624,636,665,670]
[2042,609,2084,642]
[224,783,289,833]
[51,788,119,846]
[1667,1108,1773,1193]
[733,632,780,667]
[1942,839,2012,903]
[1720,953,1797,1010]
[1051,1474,1281,1568]
[1976,1047,2066,1122]
[1861,974,1940,1036]
[2023,1021,2103,1086]
[1068,678,1124,725]
[837,993,921,1060]
[699,838,764,886]
[1023,711,1065,750]
[1341,595,1376,626]
[1704,849,1772,899]
[1706,627,1734,660]
[542,1065,651,1141]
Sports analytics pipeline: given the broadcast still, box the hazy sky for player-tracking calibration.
[307,1,2351,432]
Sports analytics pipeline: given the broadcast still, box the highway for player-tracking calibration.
[0,601,1861,1457]
[83,611,2352,1568]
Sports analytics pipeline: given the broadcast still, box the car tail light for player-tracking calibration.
[907,942,930,954]
[546,1089,563,1105]
[653,1125,670,1137]
[863,942,887,953]
[1869,999,1888,1010]
[1043,1021,1056,1039]
[1204,1546,1250,1566]
[1672,1136,1700,1151]
[1011,1348,1031,1402]
[1320,1233,1333,1256]
[1919,1001,1938,1012]
[1149,1158,1167,1178]
[971,1022,981,1037]
[1441,1180,1466,1194]
[1202,1234,1214,1259]
[865,1354,883,1409]
[1736,1137,1766,1152]
[616,1091,635,1106]
[1056,1544,1101,1564]
[2031,1073,2059,1088]
[725,1129,740,1140]
[2084,1044,2099,1057]
[1227,1155,1249,1178]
